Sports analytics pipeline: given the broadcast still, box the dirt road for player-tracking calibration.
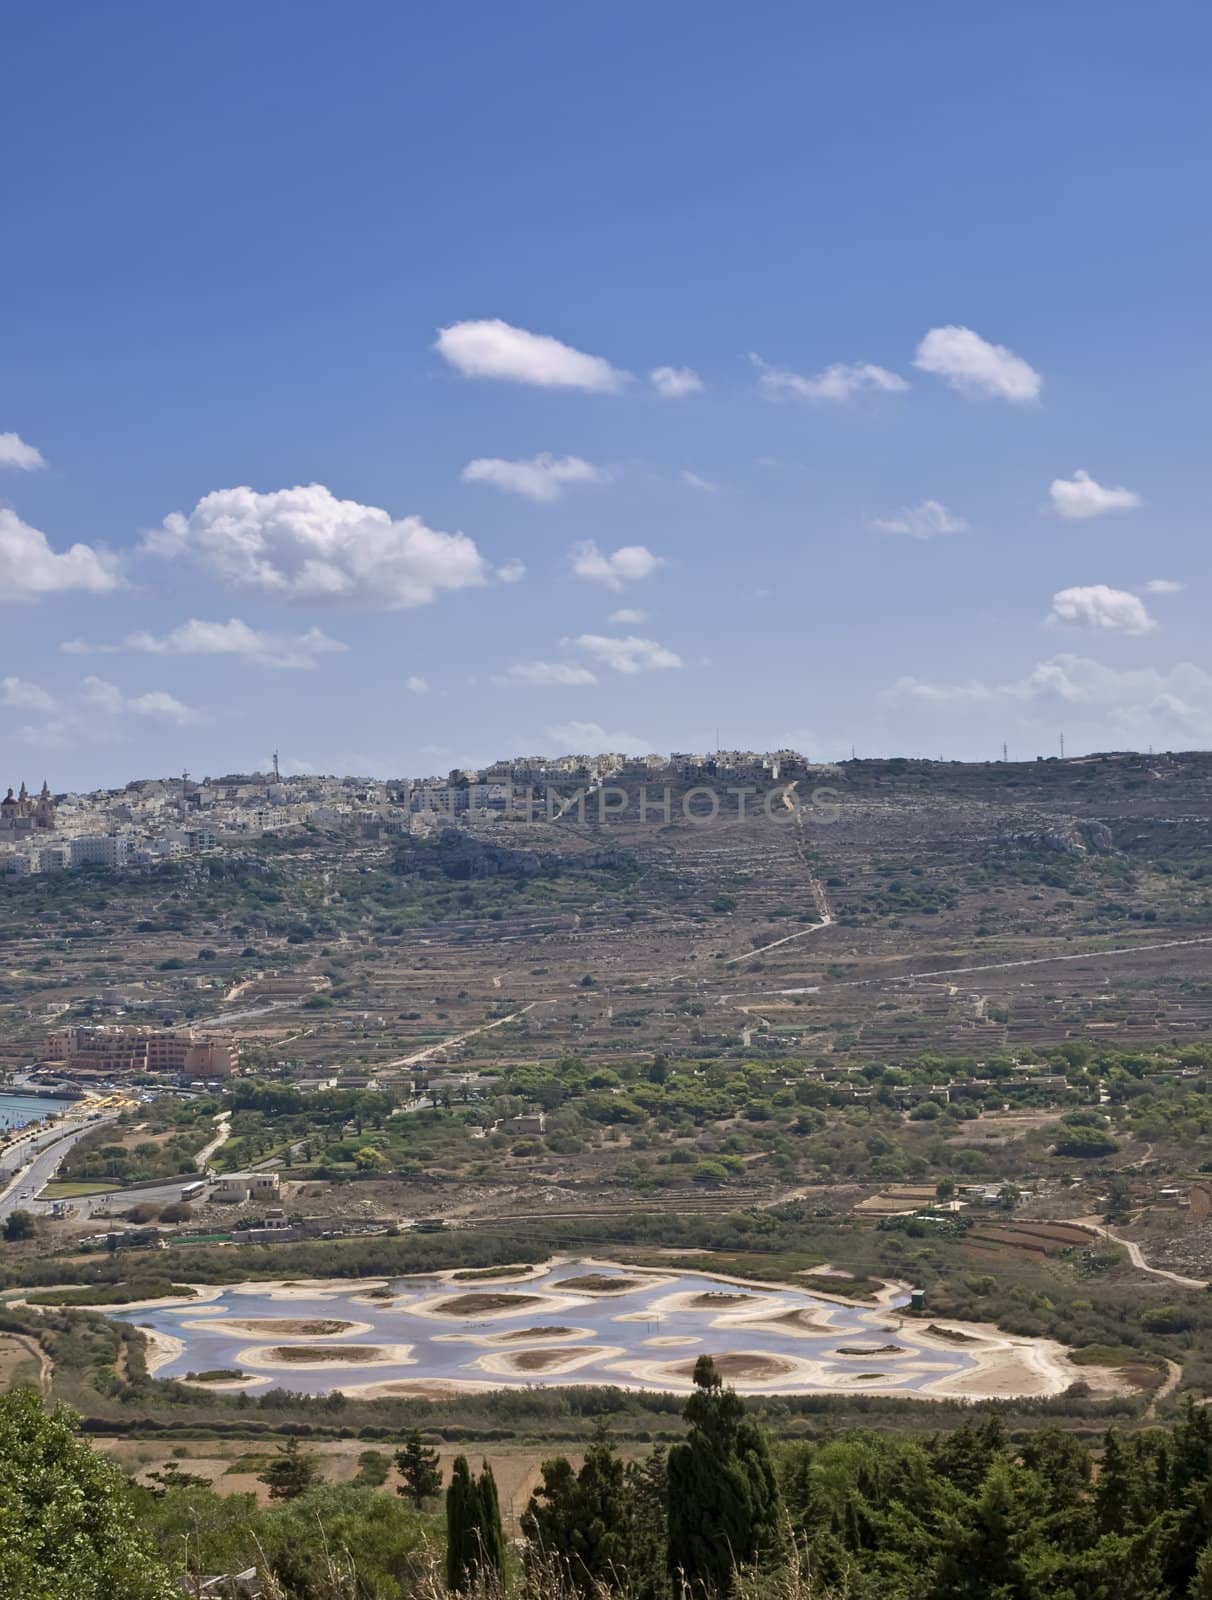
[1107,1228,1208,1290]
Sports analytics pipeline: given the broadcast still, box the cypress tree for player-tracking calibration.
[446,1455,477,1594]
[446,1455,506,1593]
[477,1460,507,1582]
[666,1355,782,1596]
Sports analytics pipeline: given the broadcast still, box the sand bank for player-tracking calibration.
[232,1341,417,1372]
[227,1278,390,1301]
[339,1377,496,1401]
[476,1344,623,1378]
[609,1349,832,1390]
[433,1324,596,1347]
[139,1327,186,1375]
[179,1373,272,1391]
[182,1316,372,1340]
[407,1289,588,1323]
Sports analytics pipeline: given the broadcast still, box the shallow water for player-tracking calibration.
[0,1093,69,1131]
[111,1262,976,1394]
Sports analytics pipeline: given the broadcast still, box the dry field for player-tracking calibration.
[96,1435,589,1528]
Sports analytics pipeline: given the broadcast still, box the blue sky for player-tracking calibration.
[2,1,1209,788]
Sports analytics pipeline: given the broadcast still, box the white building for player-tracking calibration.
[71,835,130,868]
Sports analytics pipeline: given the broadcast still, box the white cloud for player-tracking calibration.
[914,325,1042,403]
[573,633,682,674]
[81,677,200,724]
[680,470,717,493]
[870,500,969,539]
[0,432,46,471]
[60,637,117,656]
[79,676,125,716]
[1048,585,1156,636]
[882,653,1212,745]
[16,676,203,746]
[496,559,526,584]
[609,607,648,624]
[500,660,598,687]
[1049,469,1143,520]
[651,366,703,398]
[405,675,430,694]
[461,453,606,503]
[0,508,121,600]
[1146,578,1185,594]
[434,318,627,392]
[1,676,57,713]
[569,540,665,591]
[880,676,995,707]
[752,352,908,402]
[542,719,650,756]
[124,689,203,725]
[124,617,347,669]
[144,484,487,609]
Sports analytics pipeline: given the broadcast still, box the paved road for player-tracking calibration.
[0,1116,120,1222]
[82,1176,205,1221]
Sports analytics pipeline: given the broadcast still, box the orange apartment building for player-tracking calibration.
[45,1026,240,1080]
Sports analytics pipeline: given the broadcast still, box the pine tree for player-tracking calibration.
[259,1436,317,1500]
[930,1459,1047,1600]
[1095,1432,1135,1536]
[666,1356,782,1596]
[1190,1537,1212,1600]
[524,1433,637,1594]
[395,1430,442,1508]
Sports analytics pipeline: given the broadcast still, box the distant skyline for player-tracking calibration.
[2,2,1209,788]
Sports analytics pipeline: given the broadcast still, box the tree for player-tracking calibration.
[930,1459,1048,1600]
[254,1482,429,1599]
[525,1433,636,1594]
[477,1460,507,1582]
[395,1430,442,1508]
[446,1456,478,1594]
[353,1449,391,1488]
[935,1176,956,1201]
[4,1209,36,1241]
[259,1436,318,1500]
[667,1356,783,1596]
[0,1389,175,1599]
[446,1456,505,1593]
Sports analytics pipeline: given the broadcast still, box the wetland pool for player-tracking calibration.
[110,1261,979,1397]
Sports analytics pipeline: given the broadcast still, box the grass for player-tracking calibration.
[1069,1343,1162,1368]
[25,1280,198,1308]
[40,1180,120,1198]
[433,1293,543,1316]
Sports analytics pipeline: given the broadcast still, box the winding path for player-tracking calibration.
[193,1112,232,1171]
[1106,1227,1208,1290]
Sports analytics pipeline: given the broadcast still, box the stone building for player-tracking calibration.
[0,781,56,837]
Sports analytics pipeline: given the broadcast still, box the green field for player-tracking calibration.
[39,1180,120,1198]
